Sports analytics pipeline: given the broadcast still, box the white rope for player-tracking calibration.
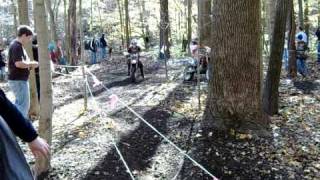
[51,71,83,77]
[85,68,218,179]
[85,80,136,180]
[55,64,82,68]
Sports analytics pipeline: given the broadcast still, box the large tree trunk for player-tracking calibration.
[17,0,39,118]
[204,0,268,134]
[68,0,77,65]
[298,0,304,28]
[288,0,297,78]
[124,0,130,48]
[45,0,58,43]
[33,0,53,175]
[263,0,289,115]
[198,0,211,46]
[160,0,170,58]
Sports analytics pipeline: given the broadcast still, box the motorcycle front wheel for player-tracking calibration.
[130,65,136,82]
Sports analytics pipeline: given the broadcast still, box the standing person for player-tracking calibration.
[315,27,320,64]
[0,88,50,179]
[296,34,309,77]
[89,37,97,64]
[99,33,108,60]
[0,48,5,81]
[7,25,38,118]
[295,26,308,44]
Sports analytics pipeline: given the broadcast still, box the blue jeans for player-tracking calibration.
[0,67,5,80]
[101,47,107,60]
[283,48,288,71]
[317,42,320,63]
[8,80,30,118]
[91,51,97,64]
[297,59,307,77]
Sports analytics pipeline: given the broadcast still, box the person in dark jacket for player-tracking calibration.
[99,34,107,60]
[0,88,49,179]
[316,27,320,63]
[90,37,97,64]
[0,48,5,81]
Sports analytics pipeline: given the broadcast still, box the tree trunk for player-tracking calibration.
[204,0,268,134]
[117,0,124,48]
[45,0,58,43]
[124,0,130,48]
[263,0,289,115]
[17,0,39,118]
[33,0,53,175]
[267,0,276,39]
[68,0,77,65]
[288,0,297,78]
[187,0,192,55]
[64,0,69,64]
[304,0,309,42]
[11,0,18,35]
[160,0,170,58]
[298,0,304,28]
[198,0,211,46]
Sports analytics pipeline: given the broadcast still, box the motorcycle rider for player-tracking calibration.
[127,39,144,79]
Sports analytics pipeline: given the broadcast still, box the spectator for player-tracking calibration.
[7,25,38,118]
[0,88,49,179]
[31,36,40,101]
[315,27,320,64]
[90,37,97,64]
[99,33,108,60]
[0,48,5,81]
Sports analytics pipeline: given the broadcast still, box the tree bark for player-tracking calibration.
[117,0,124,48]
[17,0,39,118]
[160,0,170,58]
[204,0,268,134]
[45,0,58,43]
[288,0,297,78]
[33,0,53,175]
[68,0,77,65]
[11,0,18,35]
[124,0,130,48]
[263,0,289,115]
[298,0,304,28]
[187,0,192,55]
[304,0,309,42]
[198,0,211,46]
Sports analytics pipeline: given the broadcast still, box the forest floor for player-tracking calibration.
[1,52,319,180]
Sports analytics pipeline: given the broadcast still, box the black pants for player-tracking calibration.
[127,59,144,78]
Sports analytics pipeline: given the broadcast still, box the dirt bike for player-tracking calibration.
[183,47,210,81]
[129,53,139,83]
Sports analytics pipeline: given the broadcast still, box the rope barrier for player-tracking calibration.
[85,67,218,179]
[51,71,83,77]
[85,80,136,180]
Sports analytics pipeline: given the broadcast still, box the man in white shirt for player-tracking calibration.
[295,26,308,44]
